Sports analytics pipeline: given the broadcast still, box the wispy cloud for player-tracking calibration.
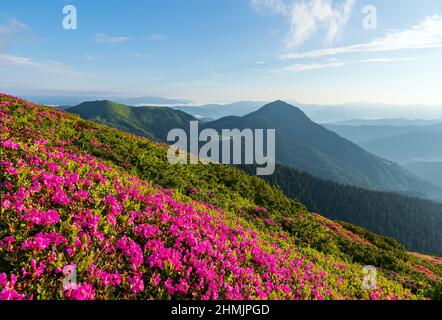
[0,17,32,50]
[146,34,166,41]
[250,0,355,47]
[272,60,345,73]
[131,52,149,58]
[0,18,88,77]
[0,53,89,76]
[84,54,97,61]
[93,33,166,44]
[272,57,414,73]
[359,57,415,63]
[93,33,130,44]
[282,15,442,59]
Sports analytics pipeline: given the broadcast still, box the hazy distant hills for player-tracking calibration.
[174,100,442,124]
[361,131,442,164]
[328,118,442,126]
[325,121,442,191]
[174,101,265,120]
[405,162,442,188]
[67,100,196,142]
[324,123,442,143]
[23,95,190,107]
[30,93,442,124]
[299,102,442,123]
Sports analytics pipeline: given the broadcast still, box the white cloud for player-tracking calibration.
[250,0,355,47]
[359,57,415,63]
[273,56,414,73]
[0,17,32,50]
[93,33,129,44]
[288,0,354,47]
[272,60,345,72]
[0,53,88,76]
[282,15,442,59]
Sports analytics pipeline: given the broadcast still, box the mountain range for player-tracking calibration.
[199,101,442,200]
[173,101,442,123]
[22,95,190,108]
[67,100,442,201]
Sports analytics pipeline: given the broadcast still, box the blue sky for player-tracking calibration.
[0,0,442,104]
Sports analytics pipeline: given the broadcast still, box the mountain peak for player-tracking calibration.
[260,100,302,111]
[80,100,122,107]
[248,100,310,122]
[266,99,292,107]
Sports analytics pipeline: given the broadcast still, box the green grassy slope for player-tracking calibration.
[67,100,197,142]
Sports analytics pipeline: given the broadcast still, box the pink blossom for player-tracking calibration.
[127,273,144,293]
[64,283,95,300]
[1,140,20,150]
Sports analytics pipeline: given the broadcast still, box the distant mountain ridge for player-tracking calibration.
[23,95,190,107]
[300,102,442,123]
[173,100,442,124]
[327,118,442,126]
[173,101,266,120]
[67,100,196,142]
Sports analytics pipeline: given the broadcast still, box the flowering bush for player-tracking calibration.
[0,94,439,300]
